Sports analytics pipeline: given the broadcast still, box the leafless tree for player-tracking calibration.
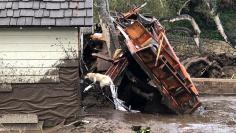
[162,0,235,48]
[96,0,120,56]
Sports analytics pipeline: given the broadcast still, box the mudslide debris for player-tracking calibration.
[84,4,201,114]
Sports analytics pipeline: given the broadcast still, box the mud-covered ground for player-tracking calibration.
[46,96,236,133]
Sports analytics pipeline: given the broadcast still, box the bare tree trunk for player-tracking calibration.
[203,0,236,48]
[161,14,201,46]
[96,0,120,57]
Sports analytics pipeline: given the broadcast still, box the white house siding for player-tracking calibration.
[0,27,79,83]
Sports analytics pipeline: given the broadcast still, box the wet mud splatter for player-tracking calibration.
[47,96,236,133]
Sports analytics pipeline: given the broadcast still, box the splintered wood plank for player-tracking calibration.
[0,75,59,83]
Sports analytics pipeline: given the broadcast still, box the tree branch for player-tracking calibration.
[96,0,120,56]
[178,0,191,15]
[161,14,201,46]
[202,0,235,48]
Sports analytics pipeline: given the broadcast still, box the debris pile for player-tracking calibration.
[182,54,236,78]
[82,4,201,114]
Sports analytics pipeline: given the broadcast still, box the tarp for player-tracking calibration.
[0,67,81,127]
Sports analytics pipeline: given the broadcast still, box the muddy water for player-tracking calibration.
[53,96,236,133]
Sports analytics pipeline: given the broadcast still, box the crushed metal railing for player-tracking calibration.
[104,4,201,114]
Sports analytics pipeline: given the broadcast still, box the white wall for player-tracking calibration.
[0,27,79,83]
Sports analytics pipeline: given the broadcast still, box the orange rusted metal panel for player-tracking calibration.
[122,21,201,114]
[125,22,152,48]
[105,57,128,84]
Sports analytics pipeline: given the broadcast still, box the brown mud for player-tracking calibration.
[46,96,236,133]
[182,54,236,78]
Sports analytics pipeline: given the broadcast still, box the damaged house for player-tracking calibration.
[0,0,93,126]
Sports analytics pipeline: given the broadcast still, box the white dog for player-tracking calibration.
[84,73,127,111]
[84,73,113,89]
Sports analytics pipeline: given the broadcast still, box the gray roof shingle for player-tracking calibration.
[85,0,92,8]
[17,17,26,25]
[50,10,64,18]
[61,2,69,9]
[86,9,92,17]
[7,10,14,17]
[43,10,50,17]
[20,10,35,17]
[0,0,93,26]
[69,2,79,8]
[6,2,13,9]
[32,18,41,25]
[10,18,17,25]
[33,1,40,9]
[40,2,46,9]
[0,10,7,17]
[25,17,33,25]
[13,10,20,17]
[78,2,85,9]
[71,17,84,25]
[0,3,7,10]
[19,2,33,9]
[46,2,61,9]
[12,2,19,10]
[0,18,10,25]
[41,18,55,25]
[73,9,86,17]
[56,18,71,26]
[35,10,44,18]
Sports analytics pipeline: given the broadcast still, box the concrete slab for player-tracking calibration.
[192,78,236,95]
[0,114,38,124]
[0,121,43,133]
